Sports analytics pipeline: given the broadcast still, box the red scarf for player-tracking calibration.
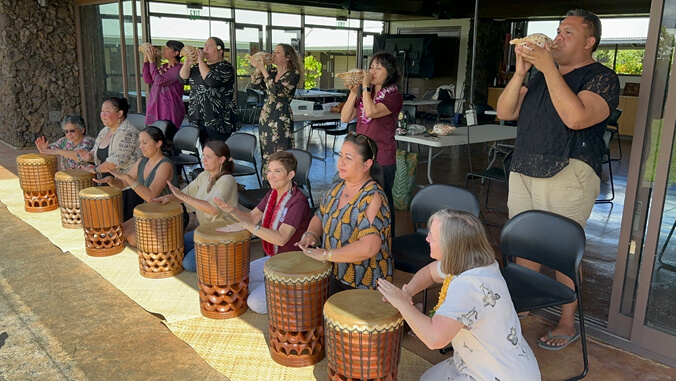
[261,187,293,256]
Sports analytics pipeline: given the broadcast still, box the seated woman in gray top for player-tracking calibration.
[94,126,179,245]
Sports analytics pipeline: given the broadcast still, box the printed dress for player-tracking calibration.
[316,180,393,289]
[250,68,300,167]
[421,262,540,381]
[187,60,238,136]
[48,135,95,171]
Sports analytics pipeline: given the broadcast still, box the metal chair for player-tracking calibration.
[391,184,481,314]
[595,129,615,204]
[149,120,168,136]
[465,151,512,212]
[226,132,262,188]
[322,122,357,158]
[500,210,588,381]
[436,101,456,125]
[606,108,623,161]
[246,88,264,125]
[127,113,146,131]
[238,148,314,209]
[402,104,418,124]
[171,125,202,182]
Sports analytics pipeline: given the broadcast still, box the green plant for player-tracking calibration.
[237,55,251,76]
[304,55,322,89]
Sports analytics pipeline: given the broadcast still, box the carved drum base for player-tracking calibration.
[84,225,124,257]
[198,279,248,319]
[268,325,325,367]
[60,206,83,228]
[24,189,59,213]
[139,248,184,279]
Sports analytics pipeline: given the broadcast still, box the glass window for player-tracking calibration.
[364,20,384,34]
[305,27,358,89]
[272,12,300,27]
[594,46,645,75]
[235,9,267,24]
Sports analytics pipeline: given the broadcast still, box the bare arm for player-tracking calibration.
[496,46,531,121]
[340,84,359,122]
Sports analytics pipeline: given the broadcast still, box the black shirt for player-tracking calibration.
[510,62,620,178]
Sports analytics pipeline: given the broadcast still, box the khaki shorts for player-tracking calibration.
[508,159,600,228]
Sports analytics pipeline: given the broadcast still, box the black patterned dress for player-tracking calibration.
[186,60,238,141]
[249,68,300,166]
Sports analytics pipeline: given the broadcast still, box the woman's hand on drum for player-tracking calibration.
[295,231,317,248]
[76,149,93,162]
[215,222,247,233]
[110,170,132,184]
[298,243,329,262]
[213,197,234,214]
[377,278,414,310]
[150,195,171,204]
[93,175,115,185]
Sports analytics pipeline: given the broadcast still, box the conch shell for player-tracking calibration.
[432,124,456,136]
[509,33,554,49]
[336,69,365,87]
[138,42,161,57]
[180,45,199,62]
[245,51,273,65]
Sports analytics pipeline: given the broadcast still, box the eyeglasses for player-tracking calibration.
[63,129,77,134]
[346,131,376,160]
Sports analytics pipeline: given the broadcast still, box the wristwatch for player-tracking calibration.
[363,87,372,93]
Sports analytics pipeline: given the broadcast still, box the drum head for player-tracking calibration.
[324,289,402,331]
[194,221,251,245]
[17,153,56,165]
[264,251,332,282]
[79,186,121,199]
[134,201,183,218]
[55,169,96,181]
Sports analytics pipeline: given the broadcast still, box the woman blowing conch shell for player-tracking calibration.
[509,33,558,49]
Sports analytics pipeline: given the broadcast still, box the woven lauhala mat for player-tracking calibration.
[0,178,201,324]
[167,312,431,381]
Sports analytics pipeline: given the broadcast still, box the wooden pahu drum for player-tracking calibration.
[324,289,405,381]
[16,154,59,212]
[54,170,95,228]
[194,221,251,319]
[134,201,184,278]
[264,251,332,367]
[79,186,124,257]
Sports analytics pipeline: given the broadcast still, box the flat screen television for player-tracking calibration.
[373,34,459,78]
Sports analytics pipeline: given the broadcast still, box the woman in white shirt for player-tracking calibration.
[378,209,540,381]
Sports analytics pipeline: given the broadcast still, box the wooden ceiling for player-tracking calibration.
[166,0,652,20]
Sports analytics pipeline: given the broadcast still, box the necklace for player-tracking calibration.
[429,275,454,317]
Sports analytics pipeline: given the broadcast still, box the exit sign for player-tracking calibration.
[189,9,201,20]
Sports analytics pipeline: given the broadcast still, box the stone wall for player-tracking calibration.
[0,0,80,148]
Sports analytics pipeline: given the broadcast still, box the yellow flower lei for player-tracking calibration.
[429,275,454,317]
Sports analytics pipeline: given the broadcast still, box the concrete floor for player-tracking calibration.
[1,127,675,380]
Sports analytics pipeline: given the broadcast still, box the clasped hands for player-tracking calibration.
[377,279,415,310]
[514,42,556,75]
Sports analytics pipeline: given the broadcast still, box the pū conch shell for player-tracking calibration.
[180,45,199,62]
[245,52,273,65]
[138,42,161,57]
[336,69,365,87]
[509,33,554,49]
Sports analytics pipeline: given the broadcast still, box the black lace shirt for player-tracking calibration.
[511,62,620,178]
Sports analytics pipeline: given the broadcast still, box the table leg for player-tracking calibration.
[427,147,434,184]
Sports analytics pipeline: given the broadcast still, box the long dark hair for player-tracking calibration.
[369,52,401,87]
[344,132,384,188]
[277,43,304,84]
[142,126,173,157]
[205,140,234,192]
[104,97,130,118]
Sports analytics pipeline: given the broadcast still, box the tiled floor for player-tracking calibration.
[2,126,676,379]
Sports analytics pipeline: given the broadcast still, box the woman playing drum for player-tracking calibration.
[377,209,541,381]
[152,140,238,272]
[94,126,179,246]
[296,132,392,295]
[214,150,311,314]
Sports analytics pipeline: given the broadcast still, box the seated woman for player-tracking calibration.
[297,132,392,295]
[377,209,540,381]
[77,97,142,221]
[214,151,311,314]
[151,141,238,272]
[93,126,179,246]
[35,115,95,171]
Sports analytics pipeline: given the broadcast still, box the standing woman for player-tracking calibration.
[77,97,142,221]
[297,132,392,295]
[340,52,402,235]
[142,40,186,128]
[152,141,239,272]
[180,37,238,144]
[94,127,179,246]
[248,44,303,167]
